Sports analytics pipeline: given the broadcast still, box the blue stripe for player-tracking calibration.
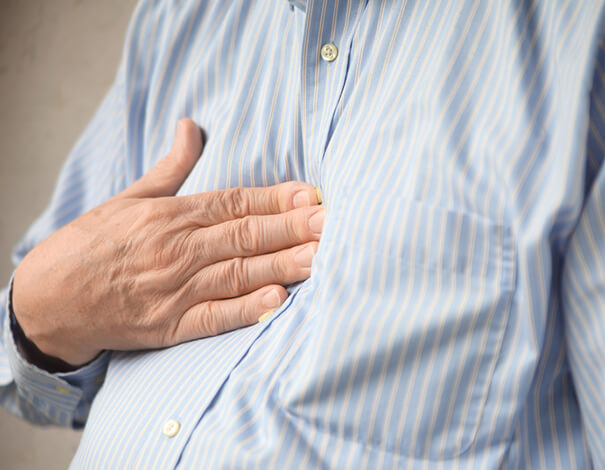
[1,1,605,468]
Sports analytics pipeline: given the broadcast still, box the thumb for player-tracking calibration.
[119,118,204,199]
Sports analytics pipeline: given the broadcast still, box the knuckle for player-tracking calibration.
[224,256,248,293]
[175,272,196,302]
[273,184,290,212]
[226,187,250,219]
[288,211,307,241]
[200,301,225,336]
[237,301,253,327]
[134,200,161,228]
[271,251,291,278]
[231,216,260,253]
[177,230,204,266]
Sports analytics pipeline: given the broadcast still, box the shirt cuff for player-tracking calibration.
[4,274,109,424]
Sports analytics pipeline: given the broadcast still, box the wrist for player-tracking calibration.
[9,275,82,373]
[9,306,80,373]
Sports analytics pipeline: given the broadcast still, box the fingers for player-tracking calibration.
[172,284,289,343]
[177,181,321,227]
[184,241,319,302]
[118,118,204,199]
[190,205,326,265]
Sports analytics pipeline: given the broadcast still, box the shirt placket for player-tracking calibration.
[300,0,367,194]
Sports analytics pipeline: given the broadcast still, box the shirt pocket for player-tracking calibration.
[280,189,516,459]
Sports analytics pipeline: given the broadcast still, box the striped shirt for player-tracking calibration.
[1,0,605,468]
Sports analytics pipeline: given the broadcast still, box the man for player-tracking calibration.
[1,1,604,468]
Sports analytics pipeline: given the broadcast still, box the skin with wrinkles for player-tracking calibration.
[12,119,324,367]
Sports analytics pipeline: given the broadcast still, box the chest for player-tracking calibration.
[130,0,565,229]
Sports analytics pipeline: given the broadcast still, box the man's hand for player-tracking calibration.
[12,119,324,367]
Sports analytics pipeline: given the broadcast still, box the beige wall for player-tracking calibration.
[0,1,138,467]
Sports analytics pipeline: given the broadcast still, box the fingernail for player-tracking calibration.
[315,186,322,205]
[294,244,317,268]
[308,207,326,236]
[262,289,282,309]
[258,310,275,323]
[293,190,311,208]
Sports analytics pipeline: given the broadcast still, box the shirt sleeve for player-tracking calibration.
[560,38,605,467]
[0,39,130,429]
[2,274,110,428]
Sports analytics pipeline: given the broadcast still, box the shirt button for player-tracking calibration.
[320,43,338,62]
[162,419,180,437]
